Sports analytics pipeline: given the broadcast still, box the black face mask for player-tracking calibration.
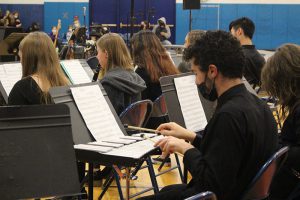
[197,76,218,101]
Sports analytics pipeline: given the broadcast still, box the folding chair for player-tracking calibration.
[146,95,184,182]
[99,100,159,199]
[185,191,217,200]
[241,146,289,200]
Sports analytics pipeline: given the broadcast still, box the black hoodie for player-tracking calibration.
[101,67,146,115]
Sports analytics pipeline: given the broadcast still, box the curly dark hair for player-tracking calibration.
[229,17,255,39]
[184,30,245,78]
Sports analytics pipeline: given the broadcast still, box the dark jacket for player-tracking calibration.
[183,84,278,200]
[270,106,300,200]
[101,67,146,115]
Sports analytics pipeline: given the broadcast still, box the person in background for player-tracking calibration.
[13,11,21,27]
[152,17,171,45]
[137,30,278,200]
[178,30,206,73]
[73,16,81,29]
[49,26,58,42]
[140,20,150,30]
[96,33,146,115]
[261,44,300,200]
[229,17,265,87]
[65,25,73,41]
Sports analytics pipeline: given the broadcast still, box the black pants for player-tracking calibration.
[137,184,197,200]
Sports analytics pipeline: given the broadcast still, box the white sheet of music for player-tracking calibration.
[174,75,207,132]
[0,63,22,95]
[71,85,124,141]
[61,60,91,84]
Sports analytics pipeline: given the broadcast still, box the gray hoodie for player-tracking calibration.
[101,67,146,115]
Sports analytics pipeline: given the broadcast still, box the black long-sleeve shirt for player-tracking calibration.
[8,76,45,105]
[135,66,162,102]
[242,45,265,86]
[270,106,300,199]
[183,84,278,200]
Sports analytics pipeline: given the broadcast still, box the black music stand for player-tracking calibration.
[0,104,80,200]
[0,32,27,62]
[49,82,160,200]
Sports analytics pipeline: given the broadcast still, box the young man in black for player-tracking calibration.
[229,17,265,87]
[137,30,278,200]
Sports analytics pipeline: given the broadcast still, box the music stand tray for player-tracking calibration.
[0,104,80,200]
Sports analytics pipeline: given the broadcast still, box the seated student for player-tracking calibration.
[261,44,300,200]
[140,20,150,31]
[137,30,278,200]
[8,31,87,198]
[13,11,22,28]
[229,17,265,87]
[178,30,206,73]
[152,17,171,45]
[96,33,146,115]
[131,30,179,102]
[8,32,69,105]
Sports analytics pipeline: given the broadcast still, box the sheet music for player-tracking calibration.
[71,85,124,141]
[61,60,91,84]
[174,75,207,132]
[0,63,22,96]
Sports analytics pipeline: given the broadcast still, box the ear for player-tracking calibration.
[104,50,108,58]
[237,27,243,36]
[207,64,218,79]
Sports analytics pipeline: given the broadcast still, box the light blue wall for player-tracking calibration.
[176,3,300,49]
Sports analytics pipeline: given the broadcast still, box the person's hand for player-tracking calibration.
[160,32,167,37]
[157,122,196,142]
[154,136,194,155]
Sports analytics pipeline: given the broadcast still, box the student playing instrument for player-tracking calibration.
[96,33,146,115]
[8,32,69,105]
[138,30,278,200]
[262,44,300,200]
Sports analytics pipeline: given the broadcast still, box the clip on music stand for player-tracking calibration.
[0,104,80,200]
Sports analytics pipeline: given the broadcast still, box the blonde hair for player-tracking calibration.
[96,33,133,78]
[261,43,300,117]
[19,32,69,103]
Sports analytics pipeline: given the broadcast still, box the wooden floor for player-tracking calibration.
[86,155,187,200]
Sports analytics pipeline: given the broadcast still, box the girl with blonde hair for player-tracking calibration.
[96,33,146,115]
[8,32,69,105]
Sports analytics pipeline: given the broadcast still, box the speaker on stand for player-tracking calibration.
[183,0,201,32]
